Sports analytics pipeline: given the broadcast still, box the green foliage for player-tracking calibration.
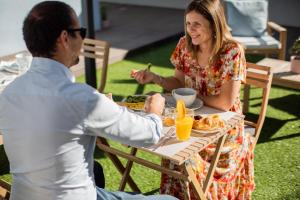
[291,36,300,56]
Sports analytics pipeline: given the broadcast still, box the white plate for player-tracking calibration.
[192,127,221,134]
[164,94,203,110]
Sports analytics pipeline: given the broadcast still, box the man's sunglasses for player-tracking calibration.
[66,28,86,39]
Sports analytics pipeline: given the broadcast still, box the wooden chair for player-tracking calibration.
[80,38,110,93]
[243,62,273,147]
[235,22,287,60]
[0,179,10,200]
[222,0,287,60]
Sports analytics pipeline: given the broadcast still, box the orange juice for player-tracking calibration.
[175,116,193,141]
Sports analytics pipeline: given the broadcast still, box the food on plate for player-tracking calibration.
[163,117,175,127]
[125,95,147,103]
[118,95,148,110]
[193,114,225,131]
[130,69,138,77]
[118,102,145,110]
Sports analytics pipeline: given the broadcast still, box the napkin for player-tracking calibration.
[0,74,17,87]
[0,61,19,73]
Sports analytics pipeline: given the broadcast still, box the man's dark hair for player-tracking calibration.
[23,1,76,57]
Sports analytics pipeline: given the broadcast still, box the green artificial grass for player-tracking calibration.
[1,40,299,199]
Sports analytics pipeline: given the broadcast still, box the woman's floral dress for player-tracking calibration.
[160,37,255,200]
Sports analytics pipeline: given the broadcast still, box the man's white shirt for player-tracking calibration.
[0,57,162,200]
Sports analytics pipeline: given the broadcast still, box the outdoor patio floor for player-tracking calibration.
[95,3,185,64]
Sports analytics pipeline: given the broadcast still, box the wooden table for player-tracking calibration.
[257,58,300,90]
[96,106,244,200]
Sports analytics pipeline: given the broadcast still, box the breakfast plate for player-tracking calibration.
[121,95,149,111]
[192,114,226,134]
[192,127,221,134]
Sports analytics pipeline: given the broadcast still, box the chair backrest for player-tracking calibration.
[80,38,110,93]
[0,179,10,200]
[243,62,273,146]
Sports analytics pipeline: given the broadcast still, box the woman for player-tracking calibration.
[132,0,255,199]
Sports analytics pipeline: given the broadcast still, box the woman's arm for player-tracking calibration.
[133,68,185,92]
[199,79,241,111]
[152,69,185,92]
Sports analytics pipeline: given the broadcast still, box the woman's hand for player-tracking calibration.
[131,69,155,84]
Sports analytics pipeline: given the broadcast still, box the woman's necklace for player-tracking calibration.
[196,51,210,68]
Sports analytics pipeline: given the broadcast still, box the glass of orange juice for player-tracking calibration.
[175,109,194,141]
[162,107,176,127]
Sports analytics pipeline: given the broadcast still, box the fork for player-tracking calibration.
[151,127,175,151]
[146,63,152,71]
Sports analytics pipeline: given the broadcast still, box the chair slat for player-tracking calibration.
[83,38,107,46]
[80,52,104,60]
[245,78,268,88]
[82,45,105,52]
[244,120,257,127]
[246,71,270,81]
[246,62,271,72]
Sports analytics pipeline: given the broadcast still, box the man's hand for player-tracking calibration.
[144,93,165,117]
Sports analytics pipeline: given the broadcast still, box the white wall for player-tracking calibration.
[269,0,300,27]
[0,0,82,57]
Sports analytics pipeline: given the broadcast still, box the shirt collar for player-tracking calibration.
[29,57,75,82]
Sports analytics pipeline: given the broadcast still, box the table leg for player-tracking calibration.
[183,162,207,200]
[119,147,138,191]
[203,135,227,195]
[96,137,141,192]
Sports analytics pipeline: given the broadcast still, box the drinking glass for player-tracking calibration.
[175,109,194,141]
[162,107,175,127]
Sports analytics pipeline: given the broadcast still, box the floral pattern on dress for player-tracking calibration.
[160,37,255,200]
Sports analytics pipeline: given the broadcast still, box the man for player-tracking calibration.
[0,1,177,200]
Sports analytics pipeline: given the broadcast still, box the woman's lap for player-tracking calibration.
[160,127,255,200]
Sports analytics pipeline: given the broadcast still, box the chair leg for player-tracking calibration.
[119,148,138,191]
[183,163,206,200]
[203,135,227,195]
[96,138,141,192]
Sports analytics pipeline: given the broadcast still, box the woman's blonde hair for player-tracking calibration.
[185,0,237,63]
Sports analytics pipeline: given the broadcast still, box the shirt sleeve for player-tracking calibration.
[83,91,163,147]
[209,44,246,95]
